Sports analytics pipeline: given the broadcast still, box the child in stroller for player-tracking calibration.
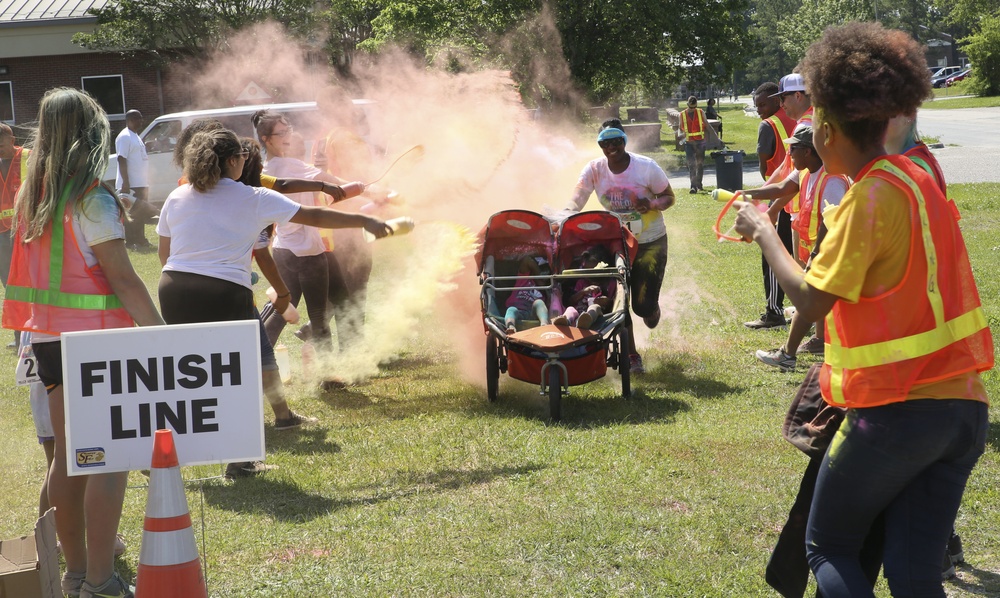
[504,256,552,334]
[552,245,617,329]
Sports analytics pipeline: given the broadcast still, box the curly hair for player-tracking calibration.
[800,21,930,150]
[183,129,242,192]
[753,82,779,98]
[173,118,224,169]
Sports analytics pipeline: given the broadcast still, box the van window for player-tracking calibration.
[143,120,182,154]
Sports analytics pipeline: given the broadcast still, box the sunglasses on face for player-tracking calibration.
[236,150,250,159]
[270,127,294,138]
[599,138,625,149]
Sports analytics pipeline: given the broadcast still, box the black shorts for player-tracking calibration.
[631,235,669,318]
[32,340,64,389]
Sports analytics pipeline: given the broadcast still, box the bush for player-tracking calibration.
[962,14,1000,96]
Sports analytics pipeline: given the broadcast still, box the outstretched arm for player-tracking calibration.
[290,205,391,239]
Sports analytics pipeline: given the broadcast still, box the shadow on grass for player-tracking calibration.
[264,425,342,456]
[483,352,742,427]
[987,418,1000,452]
[202,463,544,521]
[950,563,1000,595]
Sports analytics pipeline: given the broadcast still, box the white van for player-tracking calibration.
[103,100,377,208]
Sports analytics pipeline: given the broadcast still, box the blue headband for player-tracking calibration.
[597,128,627,144]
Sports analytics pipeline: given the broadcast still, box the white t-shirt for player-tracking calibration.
[34,185,126,342]
[264,157,326,256]
[156,178,301,288]
[114,127,149,189]
[568,153,671,243]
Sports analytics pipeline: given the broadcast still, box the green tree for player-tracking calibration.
[961,14,1000,95]
[73,0,317,60]
[745,0,801,91]
[777,0,874,64]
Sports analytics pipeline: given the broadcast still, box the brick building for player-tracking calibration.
[0,0,187,135]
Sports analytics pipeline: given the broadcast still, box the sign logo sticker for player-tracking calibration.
[76,447,107,468]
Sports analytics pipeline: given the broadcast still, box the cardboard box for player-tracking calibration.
[0,509,60,598]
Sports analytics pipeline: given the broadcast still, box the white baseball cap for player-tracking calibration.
[770,73,806,98]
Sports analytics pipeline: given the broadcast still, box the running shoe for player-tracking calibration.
[755,348,796,372]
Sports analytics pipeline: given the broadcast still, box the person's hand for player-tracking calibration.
[273,292,291,317]
[585,285,602,294]
[733,200,771,242]
[635,197,652,214]
[766,203,781,226]
[323,183,346,203]
[364,217,392,239]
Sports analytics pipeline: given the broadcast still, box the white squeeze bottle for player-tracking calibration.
[363,217,416,243]
[273,344,292,383]
[265,287,300,324]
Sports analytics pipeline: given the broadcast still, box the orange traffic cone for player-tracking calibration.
[135,429,208,598]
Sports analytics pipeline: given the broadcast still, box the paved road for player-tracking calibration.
[917,106,1000,184]
[668,105,1000,189]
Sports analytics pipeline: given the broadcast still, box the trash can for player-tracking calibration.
[710,149,745,192]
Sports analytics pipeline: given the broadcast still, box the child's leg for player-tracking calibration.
[553,307,578,326]
[783,311,812,357]
[532,299,550,325]
[577,305,603,329]
[505,307,520,333]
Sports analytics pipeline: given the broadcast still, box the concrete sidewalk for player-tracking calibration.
[667,160,764,192]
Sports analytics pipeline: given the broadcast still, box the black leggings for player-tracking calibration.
[631,236,669,318]
[158,270,255,324]
[265,248,332,351]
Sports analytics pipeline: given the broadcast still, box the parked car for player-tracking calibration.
[946,69,972,87]
[931,66,964,88]
[102,100,379,208]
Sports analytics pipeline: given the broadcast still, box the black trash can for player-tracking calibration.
[710,149,745,192]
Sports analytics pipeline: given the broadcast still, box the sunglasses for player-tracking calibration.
[788,143,810,151]
[270,127,294,138]
[599,138,625,149]
[236,150,250,159]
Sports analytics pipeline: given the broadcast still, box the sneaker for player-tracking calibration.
[942,549,956,580]
[689,187,697,194]
[505,324,516,335]
[80,572,133,598]
[274,410,318,430]
[948,531,965,565]
[756,348,796,372]
[629,353,645,374]
[224,460,276,479]
[797,336,825,355]
[576,312,594,329]
[642,306,661,329]
[62,571,86,597]
[744,312,787,329]
[294,321,313,341]
[114,533,127,557]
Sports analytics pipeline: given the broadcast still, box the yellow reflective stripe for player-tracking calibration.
[875,160,945,327]
[768,115,790,143]
[1,208,12,218]
[825,307,988,370]
[828,366,847,405]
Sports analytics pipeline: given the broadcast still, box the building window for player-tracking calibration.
[81,75,126,118]
[0,82,13,123]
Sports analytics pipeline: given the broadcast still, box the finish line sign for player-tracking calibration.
[62,321,264,476]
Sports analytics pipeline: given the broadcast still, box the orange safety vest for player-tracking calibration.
[680,108,706,141]
[1,147,29,232]
[819,156,993,408]
[903,142,946,195]
[791,168,851,262]
[778,108,816,215]
[763,108,796,177]
[2,181,133,335]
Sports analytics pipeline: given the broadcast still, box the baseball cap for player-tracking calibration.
[597,127,627,144]
[770,73,806,98]
[783,124,813,148]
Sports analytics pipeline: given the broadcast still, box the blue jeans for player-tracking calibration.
[806,399,988,597]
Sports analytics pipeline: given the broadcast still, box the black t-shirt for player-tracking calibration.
[757,120,777,162]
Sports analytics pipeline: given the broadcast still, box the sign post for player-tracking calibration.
[61,321,264,475]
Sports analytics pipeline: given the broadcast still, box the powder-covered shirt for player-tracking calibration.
[264,157,326,256]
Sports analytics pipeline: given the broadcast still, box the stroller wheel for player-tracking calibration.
[619,329,632,399]
[486,336,500,402]
[548,367,562,421]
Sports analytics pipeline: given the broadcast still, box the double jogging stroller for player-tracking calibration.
[477,210,638,420]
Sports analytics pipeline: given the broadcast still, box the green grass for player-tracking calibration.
[924,85,1000,109]
[2,185,1000,596]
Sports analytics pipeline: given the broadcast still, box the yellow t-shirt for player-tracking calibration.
[260,174,277,190]
[805,174,986,402]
